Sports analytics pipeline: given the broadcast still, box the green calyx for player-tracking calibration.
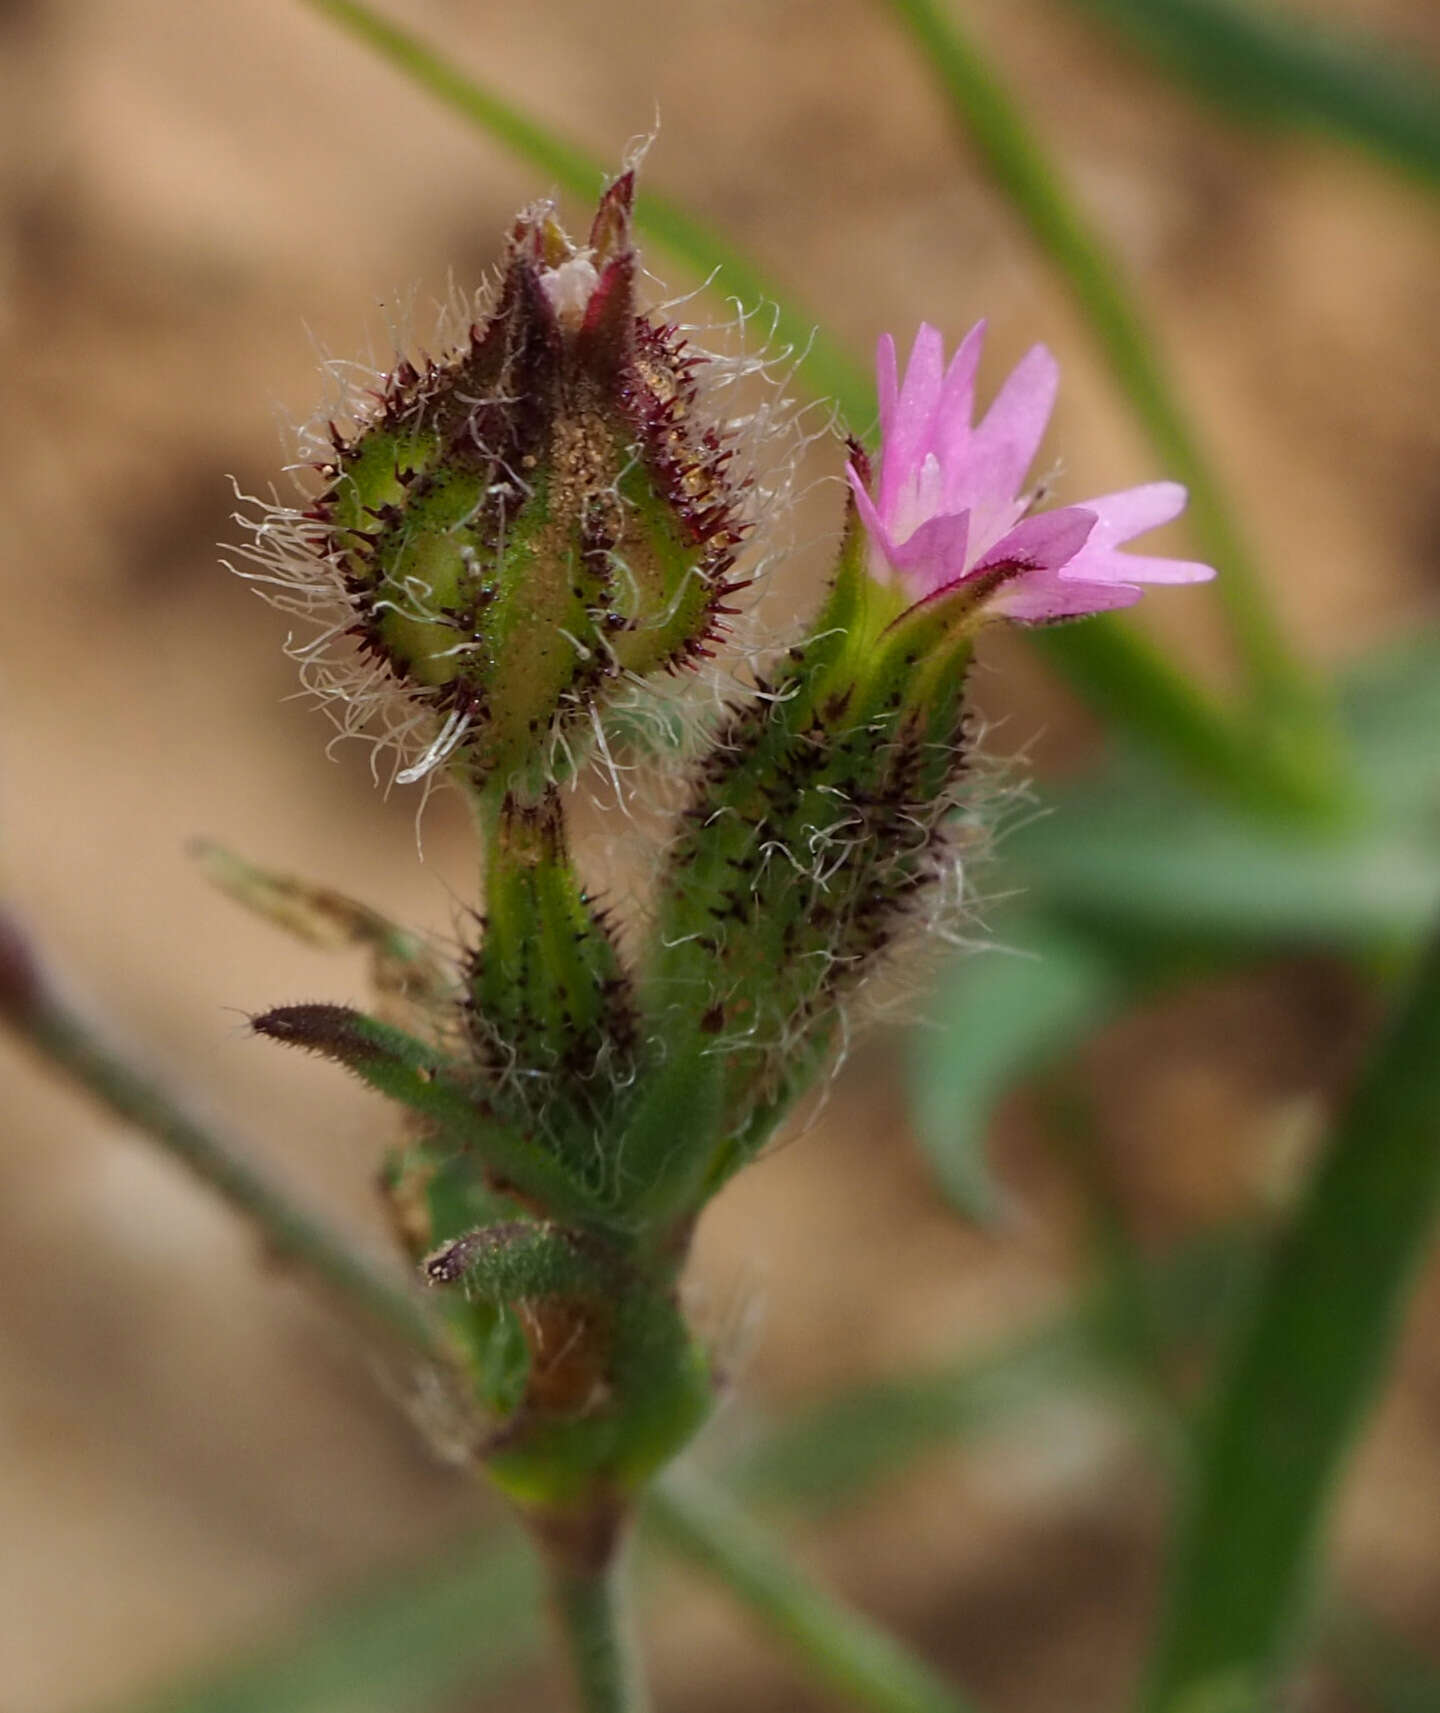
[309,171,747,795]
[621,501,975,1216]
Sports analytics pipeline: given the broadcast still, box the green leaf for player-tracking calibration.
[1337,634,1440,820]
[1006,632,1440,952]
[1007,770,1440,952]
[1060,0,1440,191]
[252,1004,615,1228]
[108,1530,540,1713]
[908,917,1127,1219]
[1141,923,1440,1710]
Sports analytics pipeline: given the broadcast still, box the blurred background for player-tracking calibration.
[1,1,1438,1709]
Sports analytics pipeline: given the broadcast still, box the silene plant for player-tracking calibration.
[229,169,1213,1708]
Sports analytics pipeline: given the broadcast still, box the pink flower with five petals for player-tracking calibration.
[846,322,1215,623]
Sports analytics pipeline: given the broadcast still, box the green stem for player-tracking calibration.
[1141,921,1440,1710]
[882,0,1343,802]
[0,908,447,1361]
[547,1551,649,1713]
[648,1479,979,1713]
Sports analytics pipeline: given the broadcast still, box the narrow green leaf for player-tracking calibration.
[252,1004,612,1227]
[647,1479,981,1713]
[881,0,1342,808]
[1007,772,1440,952]
[1336,632,1440,818]
[1142,923,1440,1711]
[108,1531,540,1713]
[909,918,1126,1219]
[1024,621,1334,824]
[1061,0,1440,190]
[1013,774,1438,952]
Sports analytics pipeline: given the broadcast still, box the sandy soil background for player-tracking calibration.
[1,1,1439,1708]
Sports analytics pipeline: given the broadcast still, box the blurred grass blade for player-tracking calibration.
[647,1479,981,1713]
[301,0,1325,821]
[1062,0,1440,190]
[300,0,871,423]
[1023,620,1329,822]
[1142,924,1440,1712]
[111,1532,541,1713]
[909,918,1126,1220]
[881,0,1340,801]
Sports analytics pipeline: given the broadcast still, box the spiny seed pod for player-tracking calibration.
[237,171,792,796]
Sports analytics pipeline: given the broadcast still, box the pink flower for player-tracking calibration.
[846,322,1215,623]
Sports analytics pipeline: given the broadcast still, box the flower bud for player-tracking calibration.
[239,172,755,794]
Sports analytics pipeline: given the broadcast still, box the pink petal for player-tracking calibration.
[887,508,972,598]
[880,324,947,513]
[988,571,1145,623]
[930,321,986,474]
[974,506,1095,575]
[955,343,1059,511]
[1065,551,1216,586]
[1082,481,1187,548]
[1058,480,1215,587]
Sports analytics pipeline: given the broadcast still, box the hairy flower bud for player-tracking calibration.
[237,172,765,794]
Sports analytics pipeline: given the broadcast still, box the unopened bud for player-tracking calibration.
[240,172,761,796]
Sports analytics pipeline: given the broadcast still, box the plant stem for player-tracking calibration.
[883,0,1345,805]
[648,1478,979,1713]
[546,1548,649,1713]
[0,908,448,1361]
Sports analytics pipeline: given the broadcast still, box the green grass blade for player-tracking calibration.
[299,0,871,424]
[881,0,1341,799]
[1142,924,1440,1712]
[647,1479,982,1713]
[1062,0,1440,190]
[109,1532,541,1713]
[1025,622,1335,822]
[300,0,1330,822]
